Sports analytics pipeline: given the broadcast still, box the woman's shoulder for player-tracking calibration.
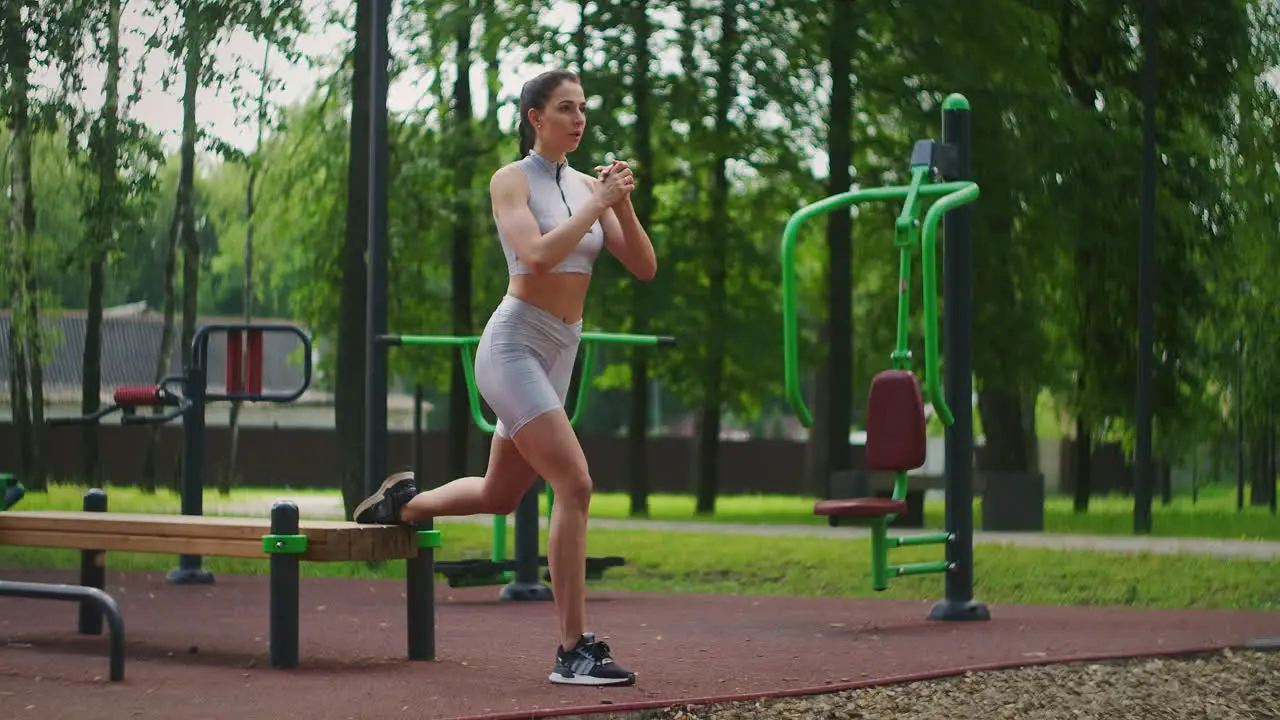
[489,162,530,191]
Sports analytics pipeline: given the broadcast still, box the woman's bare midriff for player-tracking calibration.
[507,272,594,324]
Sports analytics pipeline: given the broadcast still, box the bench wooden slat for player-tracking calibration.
[1,528,268,559]
[0,511,419,562]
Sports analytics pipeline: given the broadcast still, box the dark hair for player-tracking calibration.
[518,69,581,157]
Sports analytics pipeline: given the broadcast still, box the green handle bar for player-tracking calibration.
[378,331,676,433]
[919,182,980,426]
[779,180,979,428]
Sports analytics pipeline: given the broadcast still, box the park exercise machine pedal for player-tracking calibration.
[781,94,989,621]
[380,330,675,597]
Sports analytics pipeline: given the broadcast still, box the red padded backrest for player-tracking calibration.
[864,369,927,472]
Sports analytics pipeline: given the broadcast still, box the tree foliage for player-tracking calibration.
[7,0,1278,506]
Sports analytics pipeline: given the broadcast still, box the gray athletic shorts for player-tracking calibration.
[474,294,582,439]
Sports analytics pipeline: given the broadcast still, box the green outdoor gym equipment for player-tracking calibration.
[781,94,983,596]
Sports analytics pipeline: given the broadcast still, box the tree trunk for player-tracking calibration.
[82,0,123,488]
[571,0,593,169]
[336,0,382,516]
[823,0,855,492]
[976,389,1027,472]
[694,0,738,515]
[178,3,202,374]
[225,46,270,495]
[4,0,44,489]
[449,8,475,482]
[803,321,832,496]
[1073,413,1091,513]
[142,189,182,493]
[1250,429,1274,507]
[627,0,654,517]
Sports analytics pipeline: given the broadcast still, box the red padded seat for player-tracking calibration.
[813,498,908,518]
[865,369,927,471]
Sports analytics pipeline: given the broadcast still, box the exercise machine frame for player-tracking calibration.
[46,322,315,584]
[780,94,989,622]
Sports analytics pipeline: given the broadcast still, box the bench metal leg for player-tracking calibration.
[268,502,300,669]
[406,525,437,661]
[0,581,126,682]
[79,489,108,635]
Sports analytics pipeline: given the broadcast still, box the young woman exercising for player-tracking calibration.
[352,69,657,687]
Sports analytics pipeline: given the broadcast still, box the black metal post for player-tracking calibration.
[168,356,213,585]
[500,481,552,602]
[930,93,989,623]
[363,0,391,496]
[1133,0,1157,534]
[79,488,107,635]
[269,501,300,669]
[406,384,435,660]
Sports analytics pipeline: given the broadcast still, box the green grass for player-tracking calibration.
[582,488,1280,540]
[18,479,1278,541]
[18,479,1279,543]
[4,484,1278,612]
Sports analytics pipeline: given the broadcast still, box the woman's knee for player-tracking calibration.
[550,470,593,512]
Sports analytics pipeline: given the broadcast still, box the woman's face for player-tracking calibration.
[531,80,587,154]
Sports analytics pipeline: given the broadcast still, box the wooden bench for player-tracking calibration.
[0,488,441,681]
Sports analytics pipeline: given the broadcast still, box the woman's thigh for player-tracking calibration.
[480,433,539,513]
[509,409,590,500]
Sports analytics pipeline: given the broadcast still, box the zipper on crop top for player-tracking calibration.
[553,163,573,217]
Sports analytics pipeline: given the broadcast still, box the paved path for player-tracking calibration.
[197,495,1280,560]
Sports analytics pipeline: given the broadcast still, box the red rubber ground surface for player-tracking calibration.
[1,566,1278,720]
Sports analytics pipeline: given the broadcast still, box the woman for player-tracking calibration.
[352,69,657,687]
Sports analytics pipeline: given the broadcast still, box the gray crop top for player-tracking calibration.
[497,150,605,276]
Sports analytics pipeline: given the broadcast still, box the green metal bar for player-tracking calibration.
[491,514,512,582]
[459,345,498,434]
[891,165,928,372]
[565,342,597,427]
[891,561,953,577]
[392,334,480,346]
[781,181,973,427]
[389,331,672,347]
[870,520,889,591]
[892,532,952,548]
[920,182,981,426]
[892,472,909,501]
[546,485,554,527]
[580,331,675,346]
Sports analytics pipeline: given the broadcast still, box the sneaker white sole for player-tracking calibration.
[548,671,636,686]
[351,471,415,523]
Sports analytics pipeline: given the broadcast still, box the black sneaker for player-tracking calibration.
[352,472,418,524]
[549,633,636,686]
